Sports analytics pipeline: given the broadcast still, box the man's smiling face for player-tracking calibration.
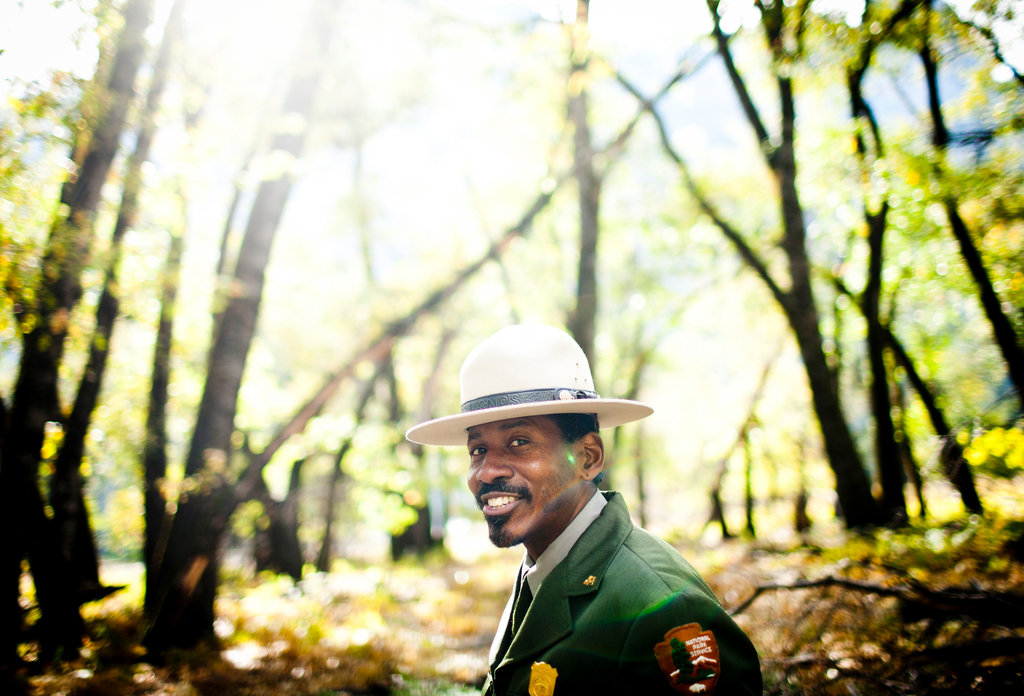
[466,415,597,559]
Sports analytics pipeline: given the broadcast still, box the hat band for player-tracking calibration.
[461,388,600,413]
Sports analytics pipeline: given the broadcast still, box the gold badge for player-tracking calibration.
[529,661,558,696]
[583,575,596,586]
[653,623,720,694]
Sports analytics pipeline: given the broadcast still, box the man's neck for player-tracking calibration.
[523,489,606,593]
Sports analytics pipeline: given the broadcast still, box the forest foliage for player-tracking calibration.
[1,0,1023,693]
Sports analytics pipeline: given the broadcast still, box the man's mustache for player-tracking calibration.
[475,481,531,507]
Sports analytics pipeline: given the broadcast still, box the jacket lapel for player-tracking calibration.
[502,567,573,664]
[496,493,633,667]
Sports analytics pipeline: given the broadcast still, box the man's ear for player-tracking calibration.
[575,432,605,480]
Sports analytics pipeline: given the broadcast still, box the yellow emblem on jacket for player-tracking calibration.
[529,661,558,696]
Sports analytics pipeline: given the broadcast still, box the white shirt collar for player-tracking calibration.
[522,489,606,594]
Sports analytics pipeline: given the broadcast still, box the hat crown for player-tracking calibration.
[406,323,652,445]
[459,325,595,405]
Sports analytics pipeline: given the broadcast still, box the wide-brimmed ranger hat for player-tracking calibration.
[406,324,653,446]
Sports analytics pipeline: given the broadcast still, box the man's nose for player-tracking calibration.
[474,451,513,483]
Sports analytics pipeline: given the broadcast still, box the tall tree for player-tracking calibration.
[642,0,881,526]
[843,0,924,524]
[0,0,154,663]
[51,0,187,600]
[919,0,1024,405]
[566,0,600,364]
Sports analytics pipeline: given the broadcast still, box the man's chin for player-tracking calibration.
[486,516,522,548]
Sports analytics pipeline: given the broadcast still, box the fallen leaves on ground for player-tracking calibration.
[22,514,1024,695]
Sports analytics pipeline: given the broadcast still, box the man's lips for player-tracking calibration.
[477,484,530,515]
[481,493,521,514]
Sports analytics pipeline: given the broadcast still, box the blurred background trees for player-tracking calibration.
[0,0,1021,681]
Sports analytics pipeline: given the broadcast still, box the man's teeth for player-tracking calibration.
[488,496,517,509]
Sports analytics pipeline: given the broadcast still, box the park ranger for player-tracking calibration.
[407,324,762,695]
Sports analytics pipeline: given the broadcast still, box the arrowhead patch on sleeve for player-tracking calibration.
[653,623,720,694]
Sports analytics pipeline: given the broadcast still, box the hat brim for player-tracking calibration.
[405,399,653,446]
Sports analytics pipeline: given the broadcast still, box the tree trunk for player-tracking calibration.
[774,72,880,527]
[828,271,984,515]
[700,0,881,527]
[944,200,1024,402]
[253,459,305,581]
[743,433,755,538]
[313,355,395,571]
[391,504,437,561]
[863,198,905,524]
[52,0,184,599]
[144,228,185,612]
[566,0,599,365]
[891,377,928,518]
[883,326,983,512]
[708,472,733,536]
[794,487,811,534]
[709,480,732,540]
[315,443,351,573]
[0,0,153,664]
[385,342,443,559]
[143,1,331,651]
[610,331,653,516]
[919,2,1024,404]
[703,357,775,540]
[848,46,907,524]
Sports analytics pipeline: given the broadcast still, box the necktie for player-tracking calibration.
[495,570,533,664]
[511,574,533,635]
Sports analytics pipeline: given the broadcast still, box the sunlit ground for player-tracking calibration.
[21,477,1024,695]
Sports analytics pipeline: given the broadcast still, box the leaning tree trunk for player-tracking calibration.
[919,1,1024,403]
[776,137,879,526]
[143,1,331,651]
[239,65,652,491]
[703,0,881,526]
[883,325,984,512]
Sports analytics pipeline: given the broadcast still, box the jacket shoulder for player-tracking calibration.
[600,528,763,695]
[616,526,720,601]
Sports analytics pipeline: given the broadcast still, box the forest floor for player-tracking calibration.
[20,511,1024,696]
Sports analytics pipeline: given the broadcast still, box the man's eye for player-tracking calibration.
[469,446,485,457]
[509,438,528,447]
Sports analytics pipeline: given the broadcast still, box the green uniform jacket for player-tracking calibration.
[482,493,762,696]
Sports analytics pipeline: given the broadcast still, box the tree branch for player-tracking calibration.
[642,100,788,309]
[705,0,773,162]
[732,574,1024,626]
